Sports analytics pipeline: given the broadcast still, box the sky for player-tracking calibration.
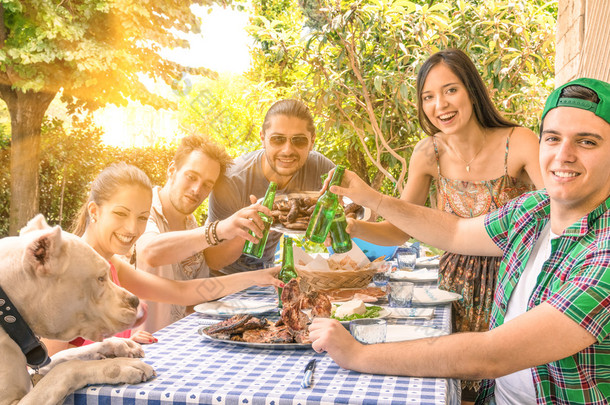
[96,5,252,147]
[166,5,252,74]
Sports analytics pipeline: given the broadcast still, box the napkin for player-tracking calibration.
[412,288,462,304]
[293,244,384,272]
[384,307,435,319]
[391,269,438,282]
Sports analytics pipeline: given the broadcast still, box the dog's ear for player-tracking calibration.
[19,214,51,235]
[23,226,64,276]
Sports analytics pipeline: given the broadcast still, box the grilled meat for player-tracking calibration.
[203,279,331,344]
[281,278,301,305]
[204,314,252,336]
[242,324,294,343]
[311,292,332,318]
[281,303,311,331]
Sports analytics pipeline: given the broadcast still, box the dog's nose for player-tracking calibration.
[127,294,140,309]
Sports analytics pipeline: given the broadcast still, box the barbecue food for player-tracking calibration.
[280,279,332,331]
[202,279,332,344]
[241,324,294,343]
[299,291,332,318]
[271,195,362,231]
[205,314,253,336]
[280,304,311,331]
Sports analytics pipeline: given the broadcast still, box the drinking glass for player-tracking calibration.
[372,270,390,287]
[349,319,387,344]
[388,281,414,307]
[372,262,391,287]
[397,249,417,270]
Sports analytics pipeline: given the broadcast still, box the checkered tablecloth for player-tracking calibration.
[63,285,460,405]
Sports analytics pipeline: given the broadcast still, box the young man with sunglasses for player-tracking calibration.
[206,99,335,275]
[309,78,610,404]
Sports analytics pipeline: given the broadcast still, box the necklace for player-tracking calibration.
[450,132,487,173]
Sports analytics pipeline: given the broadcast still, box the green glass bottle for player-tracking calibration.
[329,204,352,253]
[278,235,298,308]
[306,165,346,243]
[243,181,277,259]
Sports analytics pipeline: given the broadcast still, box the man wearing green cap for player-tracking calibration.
[308,78,610,405]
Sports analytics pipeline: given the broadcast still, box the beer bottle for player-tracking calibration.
[243,181,277,258]
[329,204,352,253]
[278,235,298,308]
[306,165,346,243]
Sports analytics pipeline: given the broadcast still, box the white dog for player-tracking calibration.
[0,215,155,405]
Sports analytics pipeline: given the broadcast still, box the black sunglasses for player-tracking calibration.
[268,135,310,149]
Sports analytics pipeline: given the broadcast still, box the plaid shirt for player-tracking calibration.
[476,190,610,405]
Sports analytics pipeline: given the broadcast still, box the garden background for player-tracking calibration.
[0,0,557,236]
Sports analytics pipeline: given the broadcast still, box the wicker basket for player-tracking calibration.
[296,266,377,290]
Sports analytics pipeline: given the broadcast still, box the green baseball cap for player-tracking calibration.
[541,77,610,126]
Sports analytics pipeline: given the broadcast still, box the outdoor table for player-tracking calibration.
[64,276,460,404]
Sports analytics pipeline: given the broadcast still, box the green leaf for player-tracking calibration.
[374,75,383,93]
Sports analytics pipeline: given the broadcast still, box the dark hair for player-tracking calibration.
[416,48,516,136]
[173,134,232,175]
[559,84,600,103]
[72,163,152,236]
[261,99,316,138]
[540,84,600,132]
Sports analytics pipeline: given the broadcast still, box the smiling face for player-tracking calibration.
[167,150,220,215]
[540,107,610,218]
[86,184,152,259]
[420,63,478,135]
[260,114,314,187]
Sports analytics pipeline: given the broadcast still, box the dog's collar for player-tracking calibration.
[0,285,50,368]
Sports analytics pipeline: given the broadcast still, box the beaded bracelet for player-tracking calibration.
[211,220,225,245]
[204,222,214,246]
[211,220,219,245]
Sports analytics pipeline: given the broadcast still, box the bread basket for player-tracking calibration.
[296,266,378,290]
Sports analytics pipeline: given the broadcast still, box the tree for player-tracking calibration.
[0,0,218,234]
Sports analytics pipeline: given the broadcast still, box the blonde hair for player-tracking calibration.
[173,134,232,176]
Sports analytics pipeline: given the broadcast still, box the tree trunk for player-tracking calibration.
[0,87,56,235]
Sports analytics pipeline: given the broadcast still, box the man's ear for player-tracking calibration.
[167,161,177,179]
[260,130,265,145]
[19,214,50,235]
[23,226,64,276]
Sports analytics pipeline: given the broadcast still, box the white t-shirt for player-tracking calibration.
[495,223,558,405]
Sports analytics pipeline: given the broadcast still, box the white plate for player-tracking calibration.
[193,300,278,316]
[385,325,447,342]
[391,269,438,282]
[384,307,435,319]
[413,288,462,305]
[332,307,391,325]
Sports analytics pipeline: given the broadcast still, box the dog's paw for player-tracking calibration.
[96,337,145,359]
[100,358,155,384]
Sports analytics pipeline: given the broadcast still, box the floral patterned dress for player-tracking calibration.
[433,131,535,334]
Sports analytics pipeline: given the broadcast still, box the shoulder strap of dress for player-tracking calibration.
[503,127,516,176]
[432,136,441,177]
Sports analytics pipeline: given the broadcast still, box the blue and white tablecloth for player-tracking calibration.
[63,285,460,405]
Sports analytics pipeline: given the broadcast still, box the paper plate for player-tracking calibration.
[194,300,277,317]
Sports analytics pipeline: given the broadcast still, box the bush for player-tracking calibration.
[0,116,177,236]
